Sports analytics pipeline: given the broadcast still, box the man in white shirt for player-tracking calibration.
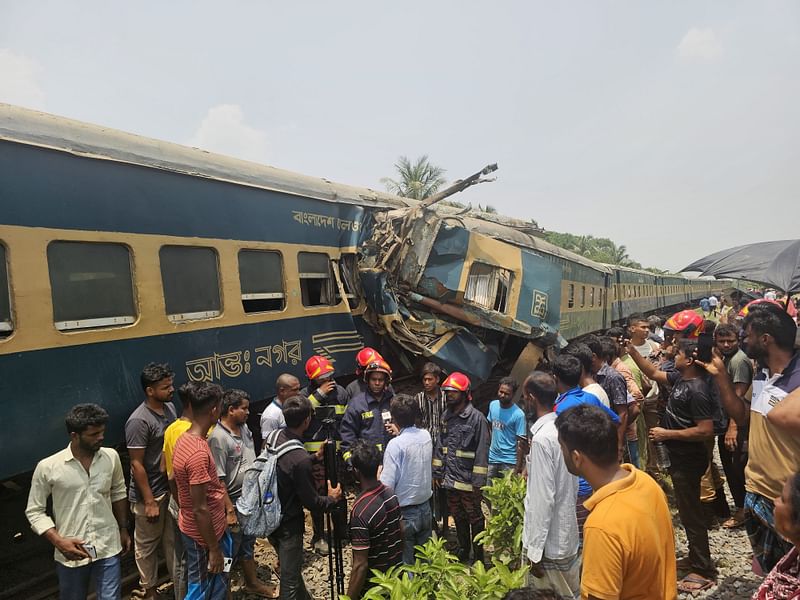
[260,373,299,441]
[521,372,580,599]
[380,394,433,564]
[26,404,131,600]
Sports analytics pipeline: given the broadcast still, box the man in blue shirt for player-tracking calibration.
[380,394,433,564]
[487,377,527,480]
[552,354,619,543]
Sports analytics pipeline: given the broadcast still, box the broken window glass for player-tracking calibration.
[464,262,513,313]
[298,252,335,307]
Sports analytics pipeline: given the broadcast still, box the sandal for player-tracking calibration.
[677,574,715,594]
[676,557,691,570]
[722,509,746,529]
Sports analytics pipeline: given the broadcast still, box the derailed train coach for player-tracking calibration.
[0,104,729,480]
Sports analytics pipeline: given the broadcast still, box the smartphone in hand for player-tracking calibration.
[697,332,714,363]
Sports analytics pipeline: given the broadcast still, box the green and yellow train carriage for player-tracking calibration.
[0,104,401,480]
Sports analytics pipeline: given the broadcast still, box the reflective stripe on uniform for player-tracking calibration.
[453,481,474,492]
[343,451,352,462]
[306,441,342,452]
[472,466,488,475]
[432,458,443,467]
[308,394,320,408]
[334,405,346,415]
[441,447,448,455]
[455,450,475,459]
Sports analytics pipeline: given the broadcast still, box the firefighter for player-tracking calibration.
[433,372,490,564]
[300,355,348,555]
[344,347,384,401]
[340,359,395,462]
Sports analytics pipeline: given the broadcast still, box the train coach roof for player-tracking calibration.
[0,104,609,273]
[458,214,612,273]
[0,103,410,210]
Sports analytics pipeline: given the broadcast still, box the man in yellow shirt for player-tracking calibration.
[556,404,677,600]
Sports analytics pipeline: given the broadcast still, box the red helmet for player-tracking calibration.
[305,355,335,381]
[663,310,704,339]
[738,298,783,318]
[364,359,392,381]
[441,372,472,400]
[356,347,383,369]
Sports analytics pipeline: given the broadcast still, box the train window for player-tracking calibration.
[580,286,586,308]
[298,252,336,307]
[568,283,575,309]
[0,244,12,337]
[335,253,361,310]
[465,262,513,313]
[160,245,221,322]
[589,287,595,307]
[47,241,137,331]
[238,250,285,313]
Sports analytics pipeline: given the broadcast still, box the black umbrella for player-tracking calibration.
[681,239,800,294]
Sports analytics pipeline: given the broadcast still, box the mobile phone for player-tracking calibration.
[697,332,713,363]
[223,557,233,573]
[83,544,97,559]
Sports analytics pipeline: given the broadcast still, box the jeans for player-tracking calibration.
[268,526,311,600]
[626,439,640,468]
[183,530,232,600]
[56,555,121,600]
[670,452,717,579]
[401,502,433,564]
[487,463,515,480]
[172,518,187,600]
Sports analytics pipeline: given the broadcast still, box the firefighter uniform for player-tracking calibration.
[300,356,348,549]
[339,388,394,461]
[433,402,490,563]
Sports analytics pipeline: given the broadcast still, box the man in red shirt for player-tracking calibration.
[173,382,232,600]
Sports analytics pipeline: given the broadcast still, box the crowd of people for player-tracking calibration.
[22,291,800,600]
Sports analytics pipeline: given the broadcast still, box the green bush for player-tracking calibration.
[341,537,528,600]
[475,470,526,567]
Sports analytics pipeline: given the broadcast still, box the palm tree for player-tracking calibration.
[381,155,447,200]
[613,244,631,265]
[571,236,597,258]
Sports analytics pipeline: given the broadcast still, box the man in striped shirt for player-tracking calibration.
[415,362,448,534]
[347,441,403,599]
[173,382,233,600]
[415,362,446,438]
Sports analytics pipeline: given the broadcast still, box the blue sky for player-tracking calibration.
[2,1,798,271]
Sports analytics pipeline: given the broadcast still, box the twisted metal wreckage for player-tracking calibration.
[352,164,562,384]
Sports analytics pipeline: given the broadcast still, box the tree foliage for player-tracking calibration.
[475,470,526,567]
[381,155,447,200]
[341,537,528,600]
[543,230,643,269]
